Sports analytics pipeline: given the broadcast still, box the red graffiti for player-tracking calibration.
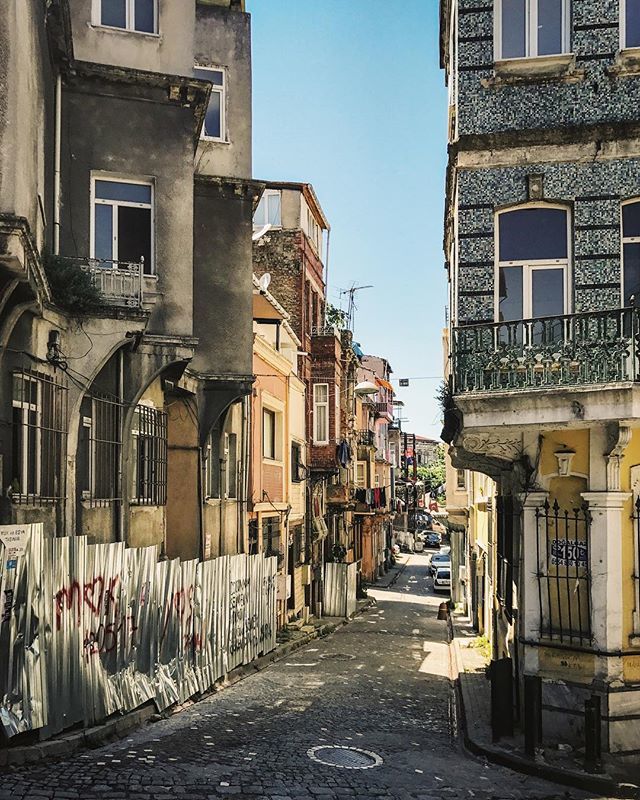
[55,576,120,631]
[160,584,198,651]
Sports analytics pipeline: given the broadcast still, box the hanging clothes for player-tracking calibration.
[336,440,351,468]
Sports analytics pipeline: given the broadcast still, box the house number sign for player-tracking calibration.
[549,539,587,568]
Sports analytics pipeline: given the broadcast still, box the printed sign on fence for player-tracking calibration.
[0,524,30,569]
[549,538,587,568]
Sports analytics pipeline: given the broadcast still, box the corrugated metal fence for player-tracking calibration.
[0,524,277,739]
[323,562,357,618]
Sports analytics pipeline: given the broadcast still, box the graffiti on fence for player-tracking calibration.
[0,524,277,739]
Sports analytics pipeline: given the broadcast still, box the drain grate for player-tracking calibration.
[319,653,356,661]
[307,745,383,770]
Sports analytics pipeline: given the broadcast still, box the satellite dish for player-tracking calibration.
[258,273,271,293]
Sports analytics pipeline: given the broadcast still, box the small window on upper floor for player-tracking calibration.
[98,0,158,34]
[194,66,226,141]
[623,0,640,49]
[92,176,154,274]
[496,0,570,60]
[254,190,282,228]
[305,208,323,257]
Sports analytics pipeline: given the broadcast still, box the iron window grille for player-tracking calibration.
[535,499,592,646]
[204,423,222,500]
[87,394,123,507]
[496,495,515,619]
[291,441,303,483]
[248,519,259,555]
[131,404,167,506]
[11,369,68,505]
[263,516,283,567]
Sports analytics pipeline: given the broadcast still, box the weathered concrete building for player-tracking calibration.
[441,0,640,757]
[0,0,260,560]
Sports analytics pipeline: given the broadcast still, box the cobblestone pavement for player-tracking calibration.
[2,554,596,800]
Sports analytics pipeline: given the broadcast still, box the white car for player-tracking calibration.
[433,566,451,593]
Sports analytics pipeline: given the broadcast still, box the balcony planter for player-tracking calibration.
[44,254,104,314]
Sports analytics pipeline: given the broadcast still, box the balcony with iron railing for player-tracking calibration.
[375,401,394,419]
[69,257,145,309]
[451,307,639,395]
[356,429,375,447]
[311,325,339,337]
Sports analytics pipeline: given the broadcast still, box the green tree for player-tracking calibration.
[417,444,446,497]
[326,303,348,330]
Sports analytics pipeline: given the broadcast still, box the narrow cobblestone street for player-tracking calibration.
[2,555,592,800]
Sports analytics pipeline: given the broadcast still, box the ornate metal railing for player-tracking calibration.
[311,325,339,337]
[356,429,375,446]
[452,307,639,393]
[73,257,144,309]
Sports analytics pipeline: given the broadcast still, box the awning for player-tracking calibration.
[375,377,394,393]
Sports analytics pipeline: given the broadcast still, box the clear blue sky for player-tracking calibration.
[248,0,447,441]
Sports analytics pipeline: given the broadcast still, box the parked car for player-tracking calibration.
[433,566,451,593]
[429,552,451,575]
[423,531,442,548]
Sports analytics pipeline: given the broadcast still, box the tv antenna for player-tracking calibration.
[340,283,373,330]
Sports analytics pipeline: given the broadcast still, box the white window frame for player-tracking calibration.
[92,0,159,35]
[90,173,155,273]
[621,198,640,306]
[494,203,571,322]
[195,65,226,143]
[313,383,329,445]
[254,189,282,228]
[12,374,41,496]
[494,0,571,61]
[81,415,93,501]
[621,0,640,50]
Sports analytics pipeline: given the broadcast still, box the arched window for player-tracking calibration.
[496,205,570,322]
[622,200,640,306]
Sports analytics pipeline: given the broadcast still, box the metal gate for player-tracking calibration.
[535,499,591,645]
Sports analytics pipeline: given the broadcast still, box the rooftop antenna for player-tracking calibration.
[340,283,373,331]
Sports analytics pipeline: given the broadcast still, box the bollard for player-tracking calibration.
[584,695,603,773]
[437,601,449,620]
[523,675,542,757]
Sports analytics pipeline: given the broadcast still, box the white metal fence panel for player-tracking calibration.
[0,525,277,740]
[323,562,358,618]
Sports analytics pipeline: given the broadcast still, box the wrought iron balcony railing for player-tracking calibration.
[74,257,145,309]
[311,325,339,337]
[452,307,638,394]
[356,429,375,447]
[375,401,394,417]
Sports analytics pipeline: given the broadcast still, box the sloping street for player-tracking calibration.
[3,555,588,800]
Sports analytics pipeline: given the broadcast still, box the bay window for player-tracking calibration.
[496,0,570,60]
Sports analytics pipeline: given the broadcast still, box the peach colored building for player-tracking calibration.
[250,276,307,629]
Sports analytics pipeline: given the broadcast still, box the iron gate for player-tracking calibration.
[535,499,591,646]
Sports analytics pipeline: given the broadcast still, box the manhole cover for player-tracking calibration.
[307,745,383,770]
[319,653,356,661]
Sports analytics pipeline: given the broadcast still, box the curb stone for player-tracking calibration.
[0,597,376,769]
[448,619,640,799]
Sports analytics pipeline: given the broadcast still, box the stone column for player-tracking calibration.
[581,491,629,682]
[520,491,549,675]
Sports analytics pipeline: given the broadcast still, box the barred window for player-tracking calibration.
[248,519,259,555]
[224,432,238,499]
[204,424,221,500]
[11,370,67,504]
[89,395,122,505]
[263,516,283,566]
[131,404,167,506]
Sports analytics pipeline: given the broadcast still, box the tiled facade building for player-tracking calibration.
[442,0,640,758]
